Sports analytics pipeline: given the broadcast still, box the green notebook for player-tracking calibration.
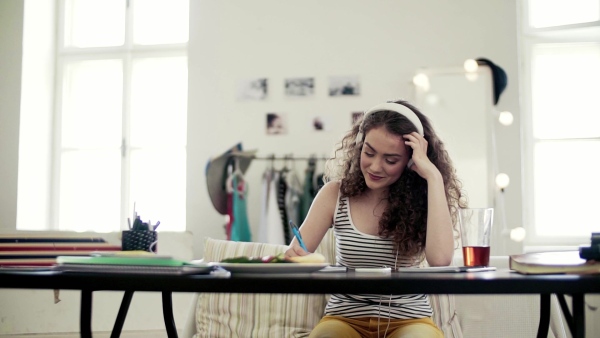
[55,255,215,275]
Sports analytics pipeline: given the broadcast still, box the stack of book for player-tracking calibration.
[55,252,215,275]
[0,235,122,267]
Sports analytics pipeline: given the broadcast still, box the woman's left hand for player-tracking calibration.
[404,132,439,180]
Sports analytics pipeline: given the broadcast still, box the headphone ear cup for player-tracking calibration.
[355,132,363,148]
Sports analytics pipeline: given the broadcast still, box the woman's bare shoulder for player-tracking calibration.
[318,181,341,197]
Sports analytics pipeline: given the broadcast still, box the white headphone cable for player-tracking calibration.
[382,250,399,337]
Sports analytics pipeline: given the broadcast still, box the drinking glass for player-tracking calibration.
[459,208,494,267]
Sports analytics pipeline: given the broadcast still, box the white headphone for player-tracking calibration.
[355,102,424,168]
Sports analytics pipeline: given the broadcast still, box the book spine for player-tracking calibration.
[0,237,107,243]
[0,244,122,251]
[0,259,57,266]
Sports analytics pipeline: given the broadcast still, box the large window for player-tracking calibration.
[20,0,189,232]
[522,0,600,246]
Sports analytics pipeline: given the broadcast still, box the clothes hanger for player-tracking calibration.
[226,157,246,194]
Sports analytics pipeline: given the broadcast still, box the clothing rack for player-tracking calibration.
[230,153,329,161]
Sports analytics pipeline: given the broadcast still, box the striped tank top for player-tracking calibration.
[324,194,433,319]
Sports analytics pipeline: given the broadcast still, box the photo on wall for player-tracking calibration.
[266,112,287,135]
[309,114,332,132]
[237,78,268,101]
[285,77,315,97]
[329,75,360,96]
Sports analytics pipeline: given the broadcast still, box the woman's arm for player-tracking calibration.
[404,132,454,266]
[285,181,339,257]
[423,173,454,266]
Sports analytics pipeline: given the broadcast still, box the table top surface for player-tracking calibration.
[1,268,599,295]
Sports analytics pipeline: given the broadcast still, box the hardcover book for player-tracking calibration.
[0,236,121,267]
[509,251,600,275]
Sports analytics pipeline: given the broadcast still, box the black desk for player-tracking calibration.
[1,269,598,338]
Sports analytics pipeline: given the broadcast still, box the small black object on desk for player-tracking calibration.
[579,232,600,260]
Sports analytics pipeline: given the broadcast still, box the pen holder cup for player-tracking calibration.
[122,230,157,253]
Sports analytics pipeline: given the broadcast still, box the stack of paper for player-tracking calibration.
[56,252,214,275]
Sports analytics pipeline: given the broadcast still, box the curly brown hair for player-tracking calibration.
[324,100,467,258]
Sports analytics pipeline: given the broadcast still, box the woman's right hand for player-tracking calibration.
[284,244,309,258]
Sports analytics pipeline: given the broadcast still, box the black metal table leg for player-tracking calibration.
[80,290,93,338]
[556,293,586,338]
[537,293,551,338]
[556,294,574,334]
[572,294,585,338]
[110,291,134,338]
[162,291,178,338]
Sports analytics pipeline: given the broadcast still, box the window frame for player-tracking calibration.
[50,0,189,231]
[521,0,600,247]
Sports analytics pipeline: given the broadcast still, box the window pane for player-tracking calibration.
[532,43,600,139]
[533,140,600,237]
[59,149,121,232]
[62,60,123,148]
[529,0,599,28]
[132,0,189,45]
[130,56,188,147]
[130,149,186,231]
[64,0,125,48]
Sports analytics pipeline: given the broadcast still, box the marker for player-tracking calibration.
[289,221,308,252]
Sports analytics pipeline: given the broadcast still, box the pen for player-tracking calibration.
[289,220,308,252]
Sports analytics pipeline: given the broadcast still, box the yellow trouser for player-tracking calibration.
[308,315,444,338]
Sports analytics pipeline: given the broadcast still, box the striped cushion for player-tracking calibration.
[194,231,335,338]
[430,294,463,338]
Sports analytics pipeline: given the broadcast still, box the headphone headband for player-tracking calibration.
[355,102,424,146]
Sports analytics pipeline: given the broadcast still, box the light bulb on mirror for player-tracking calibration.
[464,59,478,73]
[412,73,430,91]
[495,173,510,191]
[510,227,526,242]
[498,111,514,126]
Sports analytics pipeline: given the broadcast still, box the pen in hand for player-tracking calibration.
[289,220,308,252]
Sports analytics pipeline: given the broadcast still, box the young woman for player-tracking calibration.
[285,100,467,337]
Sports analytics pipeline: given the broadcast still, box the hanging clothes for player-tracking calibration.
[257,167,286,245]
[285,166,303,234]
[225,189,234,240]
[257,166,273,243]
[277,169,292,244]
[268,170,286,244]
[230,175,252,242]
[299,158,317,223]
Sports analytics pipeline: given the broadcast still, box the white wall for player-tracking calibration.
[0,0,536,336]
[0,0,23,233]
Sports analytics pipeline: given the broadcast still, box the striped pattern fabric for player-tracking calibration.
[326,196,433,319]
[193,227,463,338]
[194,231,336,338]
